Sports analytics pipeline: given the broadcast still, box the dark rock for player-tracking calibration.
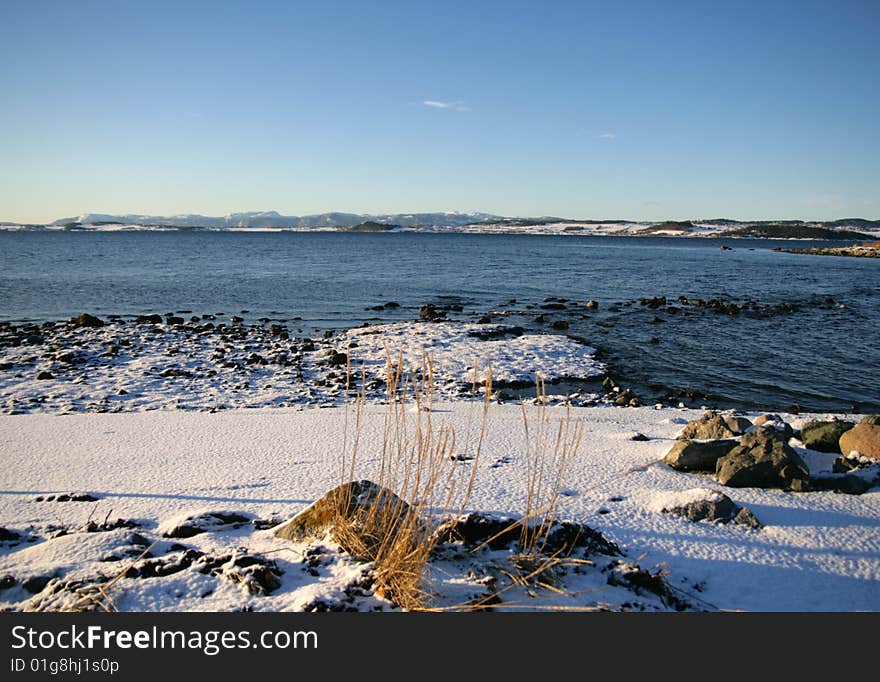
[22,575,53,594]
[165,316,184,326]
[661,490,762,528]
[434,513,518,550]
[161,368,191,378]
[801,420,855,453]
[384,301,401,308]
[252,518,282,530]
[327,352,348,367]
[540,302,566,310]
[135,314,163,324]
[53,493,99,502]
[716,430,809,491]
[733,507,763,529]
[664,439,739,472]
[543,521,621,557]
[810,475,871,495]
[163,511,252,538]
[606,561,690,611]
[0,575,16,590]
[419,304,445,322]
[36,371,54,380]
[224,560,282,595]
[630,433,650,442]
[69,314,105,328]
[550,320,569,330]
[477,315,493,324]
[0,527,21,542]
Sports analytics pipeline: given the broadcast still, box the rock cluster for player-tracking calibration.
[665,411,878,496]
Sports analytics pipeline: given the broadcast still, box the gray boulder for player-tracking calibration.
[661,490,762,529]
[801,420,855,453]
[677,412,752,440]
[664,439,739,472]
[716,430,809,491]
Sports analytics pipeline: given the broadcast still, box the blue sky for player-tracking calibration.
[1,0,878,223]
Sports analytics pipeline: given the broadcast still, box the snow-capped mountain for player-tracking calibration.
[50,211,503,229]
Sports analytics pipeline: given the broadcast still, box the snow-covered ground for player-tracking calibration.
[1,403,877,612]
[0,321,602,414]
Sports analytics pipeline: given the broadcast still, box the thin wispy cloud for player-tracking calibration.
[599,132,617,140]
[422,100,469,112]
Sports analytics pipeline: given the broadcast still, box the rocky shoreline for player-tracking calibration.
[0,313,608,415]
[0,286,872,416]
[776,243,880,258]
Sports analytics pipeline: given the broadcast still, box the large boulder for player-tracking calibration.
[716,430,809,491]
[677,412,752,440]
[274,480,411,559]
[838,416,880,461]
[801,420,855,453]
[664,439,739,472]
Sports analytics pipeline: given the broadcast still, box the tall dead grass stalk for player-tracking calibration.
[332,350,492,609]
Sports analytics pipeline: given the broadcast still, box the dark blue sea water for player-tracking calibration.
[1,231,878,412]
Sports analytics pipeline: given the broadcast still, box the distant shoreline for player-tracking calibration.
[1,223,877,241]
[777,244,880,258]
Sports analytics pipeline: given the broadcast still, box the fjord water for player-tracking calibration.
[1,231,877,412]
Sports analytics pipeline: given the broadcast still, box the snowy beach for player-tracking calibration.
[1,402,878,612]
[1,317,878,612]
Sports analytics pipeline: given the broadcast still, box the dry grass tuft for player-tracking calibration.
[332,349,493,610]
[330,352,585,610]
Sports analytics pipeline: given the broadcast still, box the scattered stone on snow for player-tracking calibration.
[715,429,809,491]
[658,488,762,528]
[677,411,752,440]
[664,438,739,472]
[161,511,252,538]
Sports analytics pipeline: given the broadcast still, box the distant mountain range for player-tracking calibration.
[1,211,878,239]
[47,211,503,229]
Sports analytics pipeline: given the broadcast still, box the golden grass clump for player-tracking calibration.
[331,342,585,611]
[332,348,493,610]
